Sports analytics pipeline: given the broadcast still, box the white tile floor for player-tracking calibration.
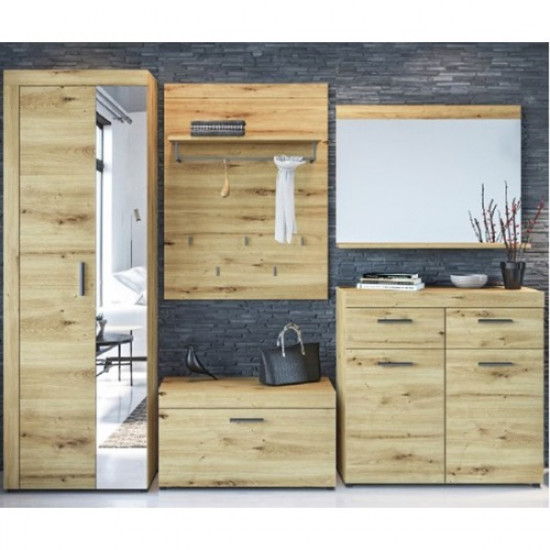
[1,471,547,508]
[96,356,148,489]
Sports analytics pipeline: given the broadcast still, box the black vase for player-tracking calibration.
[500,261,526,289]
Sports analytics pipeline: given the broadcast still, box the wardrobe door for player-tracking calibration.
[19,86,96,488]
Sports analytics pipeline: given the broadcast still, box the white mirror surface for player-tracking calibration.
[336,118,521,244]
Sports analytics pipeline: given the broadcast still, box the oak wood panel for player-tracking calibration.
[164,83,328,299]
[3,79,20,489]
[19,403,95,489]
[338,286,545,309]
[20,86,95,254]
[165,82,329,100]
[344,308,445,349]
[159,408,335,487]
[145,72,159,487]
[336,105,521,120]
[336,290,347,481]
[446,349,543,484]
[446,308,544,349]
[18,85,96,489]
[166,98,327,139]
[20,259,96,489]
[340,349,444,483]
[159,377,335,409]
[4,69,153,87]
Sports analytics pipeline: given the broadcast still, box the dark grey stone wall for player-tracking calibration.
[1,42,548,471]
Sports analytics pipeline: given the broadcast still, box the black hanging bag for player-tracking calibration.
[259,323,321,386]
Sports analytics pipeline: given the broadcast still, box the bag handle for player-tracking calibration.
[276,322,305,357]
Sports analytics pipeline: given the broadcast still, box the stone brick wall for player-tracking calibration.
[1,42,548,471]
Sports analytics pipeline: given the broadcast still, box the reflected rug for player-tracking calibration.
[99,398,147,448]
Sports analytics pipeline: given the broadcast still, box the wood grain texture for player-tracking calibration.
[446,349,543,484]
[159,408,335,487]
[339,286,545,309]
[20,87,96,254]
[164,83,328,299]
[18,85,97,489]
[159,377,335,409]
[344,308,445,349]
[3,79,20,489]
[336,104,521,119]
[446,308,544,349]
[4,69,153,87]
[4,70,159,490]
[165,83,329,100]
[145,71,159,488]
[336,286,544,485]
[340,350,445,484]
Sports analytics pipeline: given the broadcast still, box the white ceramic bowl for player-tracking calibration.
[450,274,488,288]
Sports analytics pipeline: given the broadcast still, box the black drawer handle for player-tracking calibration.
[477,318,514,323]
[377,361,415,367]
[478,362,515,367]
[229,418,265,423]
[377,319,413,324]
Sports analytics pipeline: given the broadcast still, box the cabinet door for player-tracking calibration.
[19,86,96,489]
[446,349,543,484]
[340,349,445,483]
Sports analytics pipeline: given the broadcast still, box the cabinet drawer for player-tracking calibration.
[344,308,444,348]
[340,349,444,483]
[446,308,543,349]
[159,408,335,487]
[446,349,543,484]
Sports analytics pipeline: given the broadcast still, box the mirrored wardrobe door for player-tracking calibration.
[95,85,149,489]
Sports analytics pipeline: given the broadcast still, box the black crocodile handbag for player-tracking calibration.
[259,323,321,386]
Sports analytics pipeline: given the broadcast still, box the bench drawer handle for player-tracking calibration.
[229,418,265,423]
[478,318,514,323]
[377,318,413,324]
[478,362,515,367]
[377,361,414,367]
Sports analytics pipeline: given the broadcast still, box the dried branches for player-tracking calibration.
[469,181,545,262]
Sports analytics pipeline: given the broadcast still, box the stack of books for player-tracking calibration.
[190,120,246,137]
[356,272,425,291]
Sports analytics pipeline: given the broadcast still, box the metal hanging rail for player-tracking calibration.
[170,138,319,164]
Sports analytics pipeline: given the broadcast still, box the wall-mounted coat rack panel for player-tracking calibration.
[164,83,328,300]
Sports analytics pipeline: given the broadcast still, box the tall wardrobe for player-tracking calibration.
[3,70,158,489]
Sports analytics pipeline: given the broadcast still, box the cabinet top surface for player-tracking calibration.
[337,286,544,308]
[159,377,335,409]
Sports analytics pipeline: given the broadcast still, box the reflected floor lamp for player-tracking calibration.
[130,208,141,268]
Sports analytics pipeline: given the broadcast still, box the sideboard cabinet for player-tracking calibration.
[336,286,544,485]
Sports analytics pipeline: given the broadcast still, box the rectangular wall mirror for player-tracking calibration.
[336,105,521,248]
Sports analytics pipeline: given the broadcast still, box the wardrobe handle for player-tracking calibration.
[477,318,514,323]
[377,361,414,367]
[478,362,515,367]
[78,262,85,296]
[377,318,413,324]
[229,418,265,423]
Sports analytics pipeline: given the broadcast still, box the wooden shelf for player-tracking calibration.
[167,135,320,163]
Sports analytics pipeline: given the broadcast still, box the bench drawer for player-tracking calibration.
[159,407,335,487]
